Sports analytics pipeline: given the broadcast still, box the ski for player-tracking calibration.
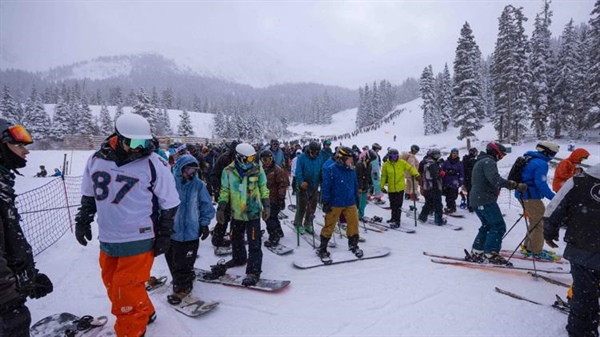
[528,271,571,288]
[283,220,336,248]
[405,211,462,230]
[362,216,416,233]
[494,287,573,316]
[429,258,569,274]
[499,251,567,264]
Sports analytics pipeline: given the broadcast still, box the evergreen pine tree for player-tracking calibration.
[177,109,194,136]
[420,65,441,135]
[587,0,600,125]
[79,95,96,135]
[529,0,553,139]
[453,22,484,139]
[99,104,113,136]
[50,96,70,141]
[22,88,51,141]
[439,64,454,131]
[132,88,158,134]
[162,108,173,136]
[0,85,22,124]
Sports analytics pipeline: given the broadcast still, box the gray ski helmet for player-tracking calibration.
[427,148,441,160]
[308,141,321,153]
[469,147,478,156]
[372,143,382,151]
[367,149,378,162]
[536,141,560,158]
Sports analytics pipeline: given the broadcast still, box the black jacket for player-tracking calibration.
[544,163,600,270]
[0,166,33,308]
[355,160,373,192]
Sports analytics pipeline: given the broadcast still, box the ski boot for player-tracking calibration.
[203,259,228,280]
[241,273,260,287]
[465,249,485,263]
[304,226,315,235]
[167,288,191,305]
[484,253,513,266]
[372,216,383,223]
[348,235,363,258]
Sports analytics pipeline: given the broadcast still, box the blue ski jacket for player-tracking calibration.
[295,152,325,191]
[515,150,555,201]
[321,161,359,207]
[172,155,215,242]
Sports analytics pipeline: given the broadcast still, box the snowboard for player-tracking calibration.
[214,246,232,256]
[194,268,291,292]
[31,313,111,337]
[293,246,391,269]
[265,242,294,255]
[146,275,168,294]
[170,295,219,317]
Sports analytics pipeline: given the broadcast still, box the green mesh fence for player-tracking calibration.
[17,176,82,256]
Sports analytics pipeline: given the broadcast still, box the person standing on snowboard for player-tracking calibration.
[165,154,215,306]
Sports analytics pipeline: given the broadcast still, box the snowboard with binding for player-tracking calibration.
[265,242,294,255]
[169,295,219,317]
[146,276,168,294]
[194,268,291,292]
[31,313,111,337]
[214,246,232,256]
[293,246,391,269]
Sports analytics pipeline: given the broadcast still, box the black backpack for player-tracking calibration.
[507,155,533,183]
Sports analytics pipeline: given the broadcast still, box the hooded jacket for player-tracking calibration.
[552,148,590,192]
[544,163,600,270]
[219,162,269,221]
[171,155,215,242]
[514,150,555,200]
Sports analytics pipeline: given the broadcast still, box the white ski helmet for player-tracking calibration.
[235,143,257,168]
[536,141,560,158]
[115,114,152,140]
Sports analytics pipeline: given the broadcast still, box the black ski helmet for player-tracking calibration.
[388,148,399,156]
[410,144,420,154]
[372,143,382,151]
[308,141,321,153]
[259,149,273,160]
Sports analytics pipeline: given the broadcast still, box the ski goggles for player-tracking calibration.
[124,137,150,149]
[2,125,33,144]
[260,156,273,164]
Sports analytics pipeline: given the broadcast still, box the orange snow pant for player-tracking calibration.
[99,250,155,337]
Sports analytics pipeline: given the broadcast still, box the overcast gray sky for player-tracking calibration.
[0,0,594,88]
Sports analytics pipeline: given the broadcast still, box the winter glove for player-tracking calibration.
[216,202,227,224]
[517,183,528,193]
[154,207,177,257]
[201,226,210,240]
[322,203,332,214]
[74,196,96,246]
[300,181,308,190]
[508,180,518,189]
[16,268,53,299]
[439,170,446,178]
[261,198,271,221]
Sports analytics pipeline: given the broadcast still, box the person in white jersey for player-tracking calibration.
[75,114,180,337]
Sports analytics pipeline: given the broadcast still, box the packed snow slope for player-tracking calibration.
[22,98,600,336]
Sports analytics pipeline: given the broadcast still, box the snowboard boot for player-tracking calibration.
[386,219,394,224]
[167,288,191,305]
[348,235,364,258]
[316,235,331,259]
[241,273,260,287]
[264,233,280,248]
[390,221,400,229]
[211,222,231,248]
[277,227,285,238]
[203,259,228,280]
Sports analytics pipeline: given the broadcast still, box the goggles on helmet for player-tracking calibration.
[124,137,151,149]
[237,153,256,164]
[2,125,33,145]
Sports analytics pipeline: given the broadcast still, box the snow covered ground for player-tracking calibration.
[20,98,600,336]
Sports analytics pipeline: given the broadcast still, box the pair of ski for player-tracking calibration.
[424,251,570,274]
[361,216,416,234]
[145,276,219,317]
[403,211,463,230]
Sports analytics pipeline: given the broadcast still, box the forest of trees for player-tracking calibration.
[420,0,600,142]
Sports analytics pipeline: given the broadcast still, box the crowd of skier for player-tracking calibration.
[0,113,598,337]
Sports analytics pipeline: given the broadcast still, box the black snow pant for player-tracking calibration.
[265,204,283,238]
[443,187,459,211]
[294,189,319,229]
[419,189,443,223]
[388,191,405,222]
[165,239,200,293]
[568,263,600,337]
[230,218,263,275]
[0,299,31,337]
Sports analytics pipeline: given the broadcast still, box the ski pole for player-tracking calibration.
[502,213,525,239]
[296,190,300,247]
[412,176,418,227]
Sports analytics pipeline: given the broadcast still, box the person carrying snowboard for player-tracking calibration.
[205,143,270,287]
[165,154,215,305]
[75,114,180,337]
[319,147,362,259]
[0,119,53,337]
[260,150,289,247]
